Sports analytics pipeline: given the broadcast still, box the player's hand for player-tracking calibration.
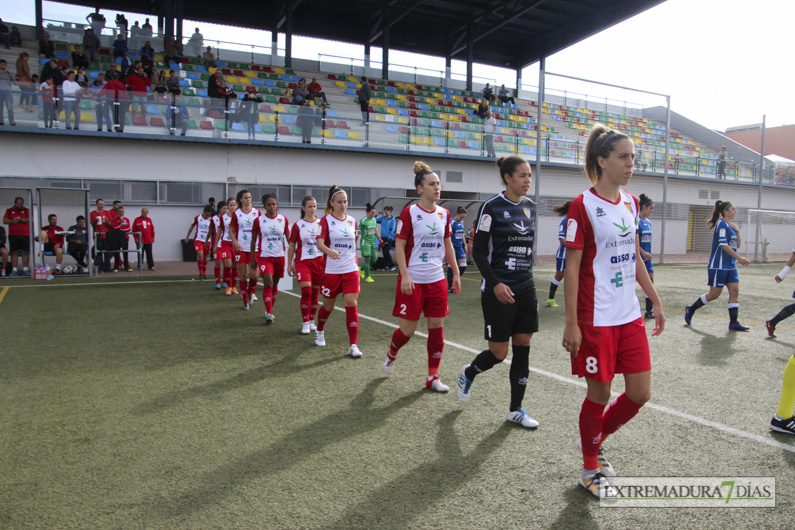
[775,275,784,283]
[652,306,665,336]
[451,274,461,294]
[233,241,242,252]
[327,250,339,260]
[493,282,514,304]
[738,256,750,266]
[287,264,295,277]
[401,273,414,295]
[378,237,384,249]
[562,322,581,356]
[183,237,188,244]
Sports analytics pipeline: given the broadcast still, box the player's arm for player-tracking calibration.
[719,243,750,266]
[775,250,795,282]
[443,236,460,294]
[562,248,582,356]
[228,217,241,251]
[395,237,414,295]
[472,216,512,303]
[316,220,337,259]
[635,238,665,336]
[183,218,196,243]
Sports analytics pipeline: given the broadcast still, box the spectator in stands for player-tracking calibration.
[142,19,153,34]
[0,224,7,276]
[112,206,133,271]
[484,109,497,158]
[140,52,154,81]
[119,50,132,77]
[38,32,54,59]
[165,95,189,136]
[166,69,181,95]
[9,26,21,47]
[90,198,111,272]
[71,44,89,69]
[36,214,65,274]
[307,76,329,106]
[163,39,180,66]
[498,84,515,105]
[218,79,234,102]
[291,78,308,105]
[67,215,89,268]
[0,18,9,49]
[298,99,318,144]
[153,70,167,93]
[115,14,128,38]
[92,73,112,132]
[83,29,100,66]
[0,59,16,126]
[482,83,495,102]
[717,146,727,179]
[125,65,151,116]
[476,98,490,119]
[357,76,371,125]
[133,208,155,270]
[95,71,128,132]
[61,71,83,130]
[140,41,155,63]
[187,28,203,57]
[75,66,89,87]
[40,75,57,128]
[86,8,106,34]
[202,46,216,69]
[15,52,33,112]
[29,74,39,104]
[241,86,262,140]
[4,197,31,276]
[208,70,220,98]
[112,34,127,59]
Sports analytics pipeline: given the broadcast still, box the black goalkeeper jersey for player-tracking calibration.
[473,192,536,293]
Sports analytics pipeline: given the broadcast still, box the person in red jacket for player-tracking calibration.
[124,65,151,117]
[36,213,65,274]
[95,71,129,132]
[111,206,133,271]
[3,196,31,276]
[133,207,156,270]
[307,76,328,105]
[90,198,112,272]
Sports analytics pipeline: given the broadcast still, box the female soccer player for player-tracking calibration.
[358,203,380,283]
[315,185,363,357]
[288,196,324,335]
[765,249,795,338]
[210,200,227,290]
[229,189,261,310]
[456,156,540,429]
[383,161,460,392]
[546,201,570,308]
[684,200,751,330]
[184,205,213,279]
[769,251,795,434]
[447,206,467,293]
[219,197,238,295]
[251,194,290,323]
[562,125,665,498]
[638,194,655,318]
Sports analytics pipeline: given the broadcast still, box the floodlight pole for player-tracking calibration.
[659,96,671,264]
[532,58,545,266]
[756,114,766,262]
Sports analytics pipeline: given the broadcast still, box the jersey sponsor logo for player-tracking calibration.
[512,220,531,235]
[613,217,632,237]
[505,257,517,270]
[596,206,606,217]
[565,218,578,242]
[426,222,439,234]
[611,271,624,288]
[719,228,726,239]
[479,213,492,232]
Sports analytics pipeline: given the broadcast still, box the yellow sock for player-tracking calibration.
[776,356,795,418]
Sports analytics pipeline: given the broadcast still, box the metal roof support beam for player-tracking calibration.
[35,0,43,39]
[163,0,174,47]
[284,7,293,68]
[451,0,547,57]
[466,20,473,91]
[368,0,427,44]
[381,0,390,80]
[175,0,184,52]
[276,0,304,29]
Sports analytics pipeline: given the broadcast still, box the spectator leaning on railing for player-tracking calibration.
[0,59,16,126]
[95,71,129,132]
[124,66,151,117]
[61,70,83,130]
[15,52,34,112]
[39,76,57,128]
[92,73,112,132]
[357,76,371,125]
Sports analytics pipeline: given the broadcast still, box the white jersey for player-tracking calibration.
[192,215,212,242]
[211,215,223,248]
[220,213,233,245]
[292,218,322,261]
[396,203,451,284]
[319,213,358,274]
[231,208,261,252]
[254,213,289,258]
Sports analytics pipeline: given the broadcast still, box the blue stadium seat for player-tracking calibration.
[263,80,275,87]
[282,115,296,125]
[215,61,226,68]
[146,105,160,115]
[55,51,68,59]
[187,72,199,80]
[280,74,292,82]
[386,125,399,133]
[197,89,208,97]
[39,58,49,65]
[344,88,356,96]
[179,79,190,87]
[168,62,181,70]
[89,71,99,79]
[325,110,339,118]
[231,122,246,132]
[250,78,264,86]
[195,66,207,73]
[334,130,348,139]
[398,109,409,116]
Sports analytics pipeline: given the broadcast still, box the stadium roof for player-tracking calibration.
[58,0,666,70]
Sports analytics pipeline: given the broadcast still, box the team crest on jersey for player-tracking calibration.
[437,212,444,221]
[347,220,353,226]
[624,201,632,212]
[277,218,282,223]
[523,208,531,218]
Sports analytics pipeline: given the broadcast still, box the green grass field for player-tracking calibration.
[2,263,795,528]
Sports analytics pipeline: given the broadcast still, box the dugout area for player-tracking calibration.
[1,261,794,527]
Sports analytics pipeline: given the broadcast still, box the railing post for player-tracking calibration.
[406,118,411,151]
[275,109,280,142]
[445,121,449,154]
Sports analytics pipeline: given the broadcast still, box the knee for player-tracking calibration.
[627,389,651,405]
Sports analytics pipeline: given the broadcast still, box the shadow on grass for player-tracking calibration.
[325,410,511,529]
[548,485,597,529]
[687,327,738,367]
[147,378,423,520]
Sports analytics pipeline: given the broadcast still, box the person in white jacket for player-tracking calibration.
[61,71,83,130]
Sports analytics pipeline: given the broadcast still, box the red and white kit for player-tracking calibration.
[230,207,261,260]
[318,213,358,275]
[190,215,213,252]
[290,218,324,283]
[252,213,290,278]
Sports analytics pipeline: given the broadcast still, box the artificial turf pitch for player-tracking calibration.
[1,263,795,528]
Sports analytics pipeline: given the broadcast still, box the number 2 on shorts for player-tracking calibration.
[399,303,407,315]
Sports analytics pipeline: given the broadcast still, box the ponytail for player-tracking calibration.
[708,200,732,229]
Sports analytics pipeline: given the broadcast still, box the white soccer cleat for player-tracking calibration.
[251,293,258,302]
[348,344,363,358]
[383,354,395,375]
[301,322,311,335]
[315,330,326,347]
[457,364,473,403]
[309,322,317,331]
[506,408,539,429]
[428,377,449,393]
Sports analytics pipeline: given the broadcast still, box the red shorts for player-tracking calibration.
[257,256,285,279]
[295,258,324,285]
[234,249,252,263]
[320,270,360,299]
[194,239,210,254]
[218,242,233,260]
[392,277,449,320]
[571,317,650,382]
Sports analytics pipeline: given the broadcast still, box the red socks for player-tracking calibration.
[231,267,239,287]
[263,284,278,314]
[310,288,319,321]
[317,306,331,331]
[300,286,312,322]
[427,327,444,379]
[602,393,643,438]
[579,398,606,470]
[223,266,232,286]
[248,277,258,296]
[240,277,249,303]
[388,328,411,360]
[214,265,221,283]
[345,306,359,345]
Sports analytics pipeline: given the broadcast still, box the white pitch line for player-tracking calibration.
[279,288,795,455]
[0,279,200,288]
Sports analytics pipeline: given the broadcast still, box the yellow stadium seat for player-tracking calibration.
[245,71,256,78]
[274,67,285,74]
[336,81,346,88]
[323,129,335,139]
[348,131,363,140]
[226,76,238,83]
[80,112,95,123]
[397,117,409,124]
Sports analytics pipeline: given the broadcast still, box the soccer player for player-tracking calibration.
[376,205,397,270]
[765,249,795,338]
[447,206,467,293]
[384,161,460,392]
[288,196,324,335]
[315,185,363,357]
[684,200,751,330]
[562,125,665,499]
[637,194,655,318]
[184,205,213,279]
[209,200,227,289]
[546,201,570,308]
[358,203,380,283]
[456,156,540,429]
[221,198,238,295]
[251,194,289,324]
[229,190,261,309]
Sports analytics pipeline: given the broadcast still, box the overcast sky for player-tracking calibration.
[6,0,792,131]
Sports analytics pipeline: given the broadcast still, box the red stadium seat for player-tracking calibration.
[150,117,165,127]
[132,116,147,126]
[199,120,214,130]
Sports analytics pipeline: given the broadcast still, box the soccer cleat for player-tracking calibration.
[148,267,156,271]
[309,322,317,331]
[427,377,449,393]
[231,287,239,295]
[225,287,233,295]
[222,282,228,288]
[126,268,133,272]
[54,269,62,275]
[644,311,654,319]
[546,298,558,308]
[766,320,777,338]
[457,364,473,403]
[301,322,311,335]
[770,416,795,435]
[579,470,613,499]
[315,330,326,347]
[577,439,616,477]
[251,293,258,302]
[383,353,395,375]
[728,321,750,332]
[215,283,221,290]
[265,313,275,324]
[684,305,693,326]
[360,267,365,279]
[9,270,18,277]
[348,344,363,358]
[507,408,539,429]
[242,302,250,310]
[113,269,119,273]
[365,276,375,283]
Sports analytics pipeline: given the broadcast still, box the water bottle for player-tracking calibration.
[45,264,53,281]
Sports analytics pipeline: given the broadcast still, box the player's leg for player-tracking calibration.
[458,290,508,403]
[298,279,313,334]
[726,281,748,331]
[384,317,418,374]
[771,355,795,435]
[578,377,613,497]
[548,268,564,307]
[425,315,448,392]
[767,302,795,337]
[685,276,724,325]
[247,260,259,301]
[54,244,64,272]
[366,250,377,282]
[343,291,361,357]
